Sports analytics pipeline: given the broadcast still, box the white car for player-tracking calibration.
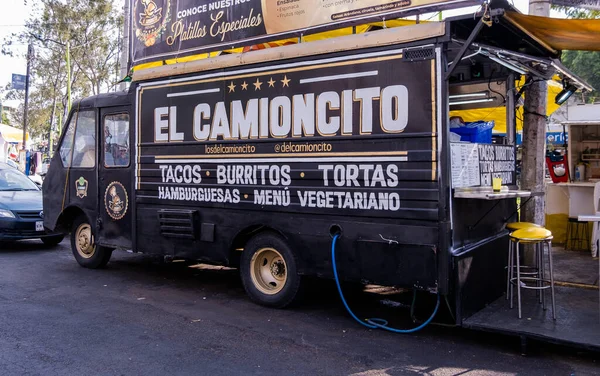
[40,157,51,176]
[28,174,43,187]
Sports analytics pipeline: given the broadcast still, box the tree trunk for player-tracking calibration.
[521,0,550,263]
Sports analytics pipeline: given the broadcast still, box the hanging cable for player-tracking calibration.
[331,234,440,333]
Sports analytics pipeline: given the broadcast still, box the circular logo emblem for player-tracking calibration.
[104,181,128,220]
[133,0,171,47]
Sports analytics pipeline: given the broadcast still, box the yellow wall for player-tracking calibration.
[545,213,568,244]
[545,213,592,250]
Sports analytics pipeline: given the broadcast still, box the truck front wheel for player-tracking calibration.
[240,233,302,308]
[70,215,113,269]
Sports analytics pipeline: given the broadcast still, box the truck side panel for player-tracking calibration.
[135,45,441,289]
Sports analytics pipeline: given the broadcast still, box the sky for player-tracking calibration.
[0,0,561,109]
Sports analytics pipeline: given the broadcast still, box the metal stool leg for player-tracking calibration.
[540,241,546,309]
[585,222,591,252]
[507,240,512,300]
[515,240,522,319]
[547,240,556,320]
[510,241,515,309]
[536,242,542,304]
[566,221,571,250]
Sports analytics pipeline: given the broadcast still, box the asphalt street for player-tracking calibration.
[0,239,598,376]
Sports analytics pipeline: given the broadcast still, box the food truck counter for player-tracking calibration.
[454,186,532,200]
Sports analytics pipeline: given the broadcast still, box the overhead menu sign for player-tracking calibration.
[130,0,482,64]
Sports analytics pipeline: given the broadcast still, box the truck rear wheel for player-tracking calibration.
[240,233,302,308]
[70,215,112,269]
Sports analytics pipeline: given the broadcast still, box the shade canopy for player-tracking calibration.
[0,124,29,143]
[505,11,600,53]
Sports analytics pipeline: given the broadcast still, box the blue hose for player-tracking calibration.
[331,234,440,333]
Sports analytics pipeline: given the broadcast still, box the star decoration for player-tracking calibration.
[281,75,291,87]
[241,81,248,90]
[267,77,276,87]
[253,78,263,91]
[227,81,236,93]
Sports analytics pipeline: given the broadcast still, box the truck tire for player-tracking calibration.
[41,234,65,247]
[70,215,113,269]
[240,232,302,308]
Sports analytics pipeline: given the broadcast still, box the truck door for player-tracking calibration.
[97,107,133,249]
[43,109,98,232]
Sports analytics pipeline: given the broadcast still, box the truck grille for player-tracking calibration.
[157,209,198,239]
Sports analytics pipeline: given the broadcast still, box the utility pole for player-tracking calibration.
[22,43,33,150]
[119,0,130,91]
[521,0,550,227]
[66,41,71,112]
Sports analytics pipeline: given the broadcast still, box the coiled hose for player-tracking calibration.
[331,234,440,333]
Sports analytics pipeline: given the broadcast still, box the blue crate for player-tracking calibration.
[450,121,494,143]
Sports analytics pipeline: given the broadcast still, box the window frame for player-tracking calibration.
[71,110,97,169]
[102,112,131,169]
[58,111,77,168]
[57,108,98,170]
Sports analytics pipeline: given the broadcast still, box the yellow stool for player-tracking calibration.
[505,222,542,300]
[508,227,556,319]
[506,222,542,231]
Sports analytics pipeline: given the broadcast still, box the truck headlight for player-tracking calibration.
[0,209,15,218]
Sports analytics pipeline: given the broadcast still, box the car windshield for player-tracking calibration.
[0,168,39,191]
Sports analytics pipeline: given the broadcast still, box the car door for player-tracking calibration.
[96,107,133,249]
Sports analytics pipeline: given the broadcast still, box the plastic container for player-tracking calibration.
[576,164,585,181]
[451,121,494,143]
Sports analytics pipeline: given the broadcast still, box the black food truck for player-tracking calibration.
[43,3,600,349]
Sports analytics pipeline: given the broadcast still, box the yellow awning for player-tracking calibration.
[450,79,564,134]
[0,124,29,143]
[505,11,600,52]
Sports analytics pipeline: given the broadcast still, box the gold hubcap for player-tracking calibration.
[75,223,95,259]
[250,248,287,295]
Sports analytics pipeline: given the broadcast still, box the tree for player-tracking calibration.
[562,50,600,102]
[1,0,122,139]
[553,7,600,102]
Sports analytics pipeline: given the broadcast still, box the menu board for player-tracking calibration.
[451,143,481,188]
[451,143,516,188]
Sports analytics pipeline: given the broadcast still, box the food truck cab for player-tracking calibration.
[43,1,600,349]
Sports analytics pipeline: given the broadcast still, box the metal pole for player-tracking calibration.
[66,41,71,112]
[48,98,56,157]
[22,43,33,150]
[506,73,516,146]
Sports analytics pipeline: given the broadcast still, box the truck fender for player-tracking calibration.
[53,205,87,234]
[228,224,288,268]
